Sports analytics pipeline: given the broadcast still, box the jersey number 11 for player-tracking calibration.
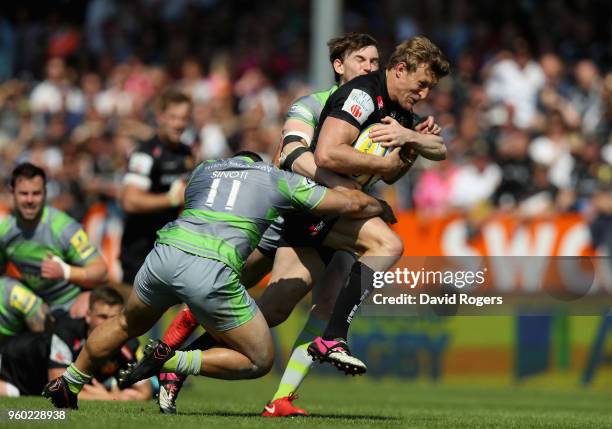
[205,178,241,211]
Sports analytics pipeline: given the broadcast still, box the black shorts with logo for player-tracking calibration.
[279,213,338,265]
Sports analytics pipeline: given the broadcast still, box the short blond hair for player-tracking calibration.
[387,36,450,80]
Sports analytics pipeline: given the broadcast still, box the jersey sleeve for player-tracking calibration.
[6,280,43,319]
[286,95,320,128]
[276,171,328,211]
[327,86,376,129]
[58,219,100,266]
[0,219,10,268]
[123,147,155,190]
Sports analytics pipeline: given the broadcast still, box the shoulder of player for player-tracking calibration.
[176,142,193,156]
[334,73,379,99]
[0,214,15,238]
[46,206,80,228]
[46,207,84,241]
[133,137,157,154]
[53,314,87,342]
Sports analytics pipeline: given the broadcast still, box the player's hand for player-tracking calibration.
[69,291,91,318]
[41,253,69,280]
[377,199,397,224]
[415,116,441,135]
[81,379,113,399]
[370,116,416,148]
[167,179,187,207]
[382,147,408,180]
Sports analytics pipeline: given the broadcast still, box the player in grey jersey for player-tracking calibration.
[43,152,393,410]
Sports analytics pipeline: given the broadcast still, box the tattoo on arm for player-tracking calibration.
[25,302,53,333]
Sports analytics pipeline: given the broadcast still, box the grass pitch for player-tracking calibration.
[1,376,610,429]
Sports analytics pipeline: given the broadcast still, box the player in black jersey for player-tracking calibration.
[0,288,150,400]
[306,36,450,373]
[119,90,194,287]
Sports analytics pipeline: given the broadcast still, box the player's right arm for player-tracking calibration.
[120,151,185,213]
[312,188,391,220]
[277,172,392,222]
[315,117,406,178]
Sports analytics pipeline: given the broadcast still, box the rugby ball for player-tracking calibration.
[351,123,389,187]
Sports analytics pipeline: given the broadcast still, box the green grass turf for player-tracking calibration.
[0,375,610,429]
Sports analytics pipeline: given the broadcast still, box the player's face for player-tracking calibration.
[12,176,46,221]
[338,45,380,84]
[86,302,122,333]
[394,63,437,110]
[158,101,191,144]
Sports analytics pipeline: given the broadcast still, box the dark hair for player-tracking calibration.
[327,33,379,83]
[156,89,192,113]
[233,151,263,162]
[89,287,124,309]
[10,162,47,188]
[386,36,450,81]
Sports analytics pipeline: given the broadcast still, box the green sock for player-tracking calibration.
[271,315,326,401]
[161,350,202,376]
[62,364,92,394]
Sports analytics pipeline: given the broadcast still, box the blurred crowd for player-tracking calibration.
[0,0,610,251]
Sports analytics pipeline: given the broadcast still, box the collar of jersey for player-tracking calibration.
[236,156,255,164]
[380,69,403,113]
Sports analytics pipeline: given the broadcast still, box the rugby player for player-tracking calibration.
[0,288,150,400]
[43,152,393,409]
[306,35,449,372]
[0,163,108,316]
[119,89,194,291]
[0,276,52,341]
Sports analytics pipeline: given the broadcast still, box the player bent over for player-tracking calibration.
[158,32,381,416]
[43,152,392,409]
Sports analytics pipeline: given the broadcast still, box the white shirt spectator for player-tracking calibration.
[29,81,85,114]
[528,136,574,188]
[449,162,502,208]
[199,124,229,160]
[95,88,134,117]
[485,59,545,129]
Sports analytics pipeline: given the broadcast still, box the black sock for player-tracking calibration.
[323,261,375,340]
[181,332,218,351]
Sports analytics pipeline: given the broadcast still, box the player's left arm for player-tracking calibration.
[41,222,108,287]
[280,119,361,190]
[369,116,446,161]
[25,302,52,333]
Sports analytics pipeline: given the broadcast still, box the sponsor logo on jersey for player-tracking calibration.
[128,152,154,176]
[308,220,326,236]
[342,89,375,125]
[9,285,35,313]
